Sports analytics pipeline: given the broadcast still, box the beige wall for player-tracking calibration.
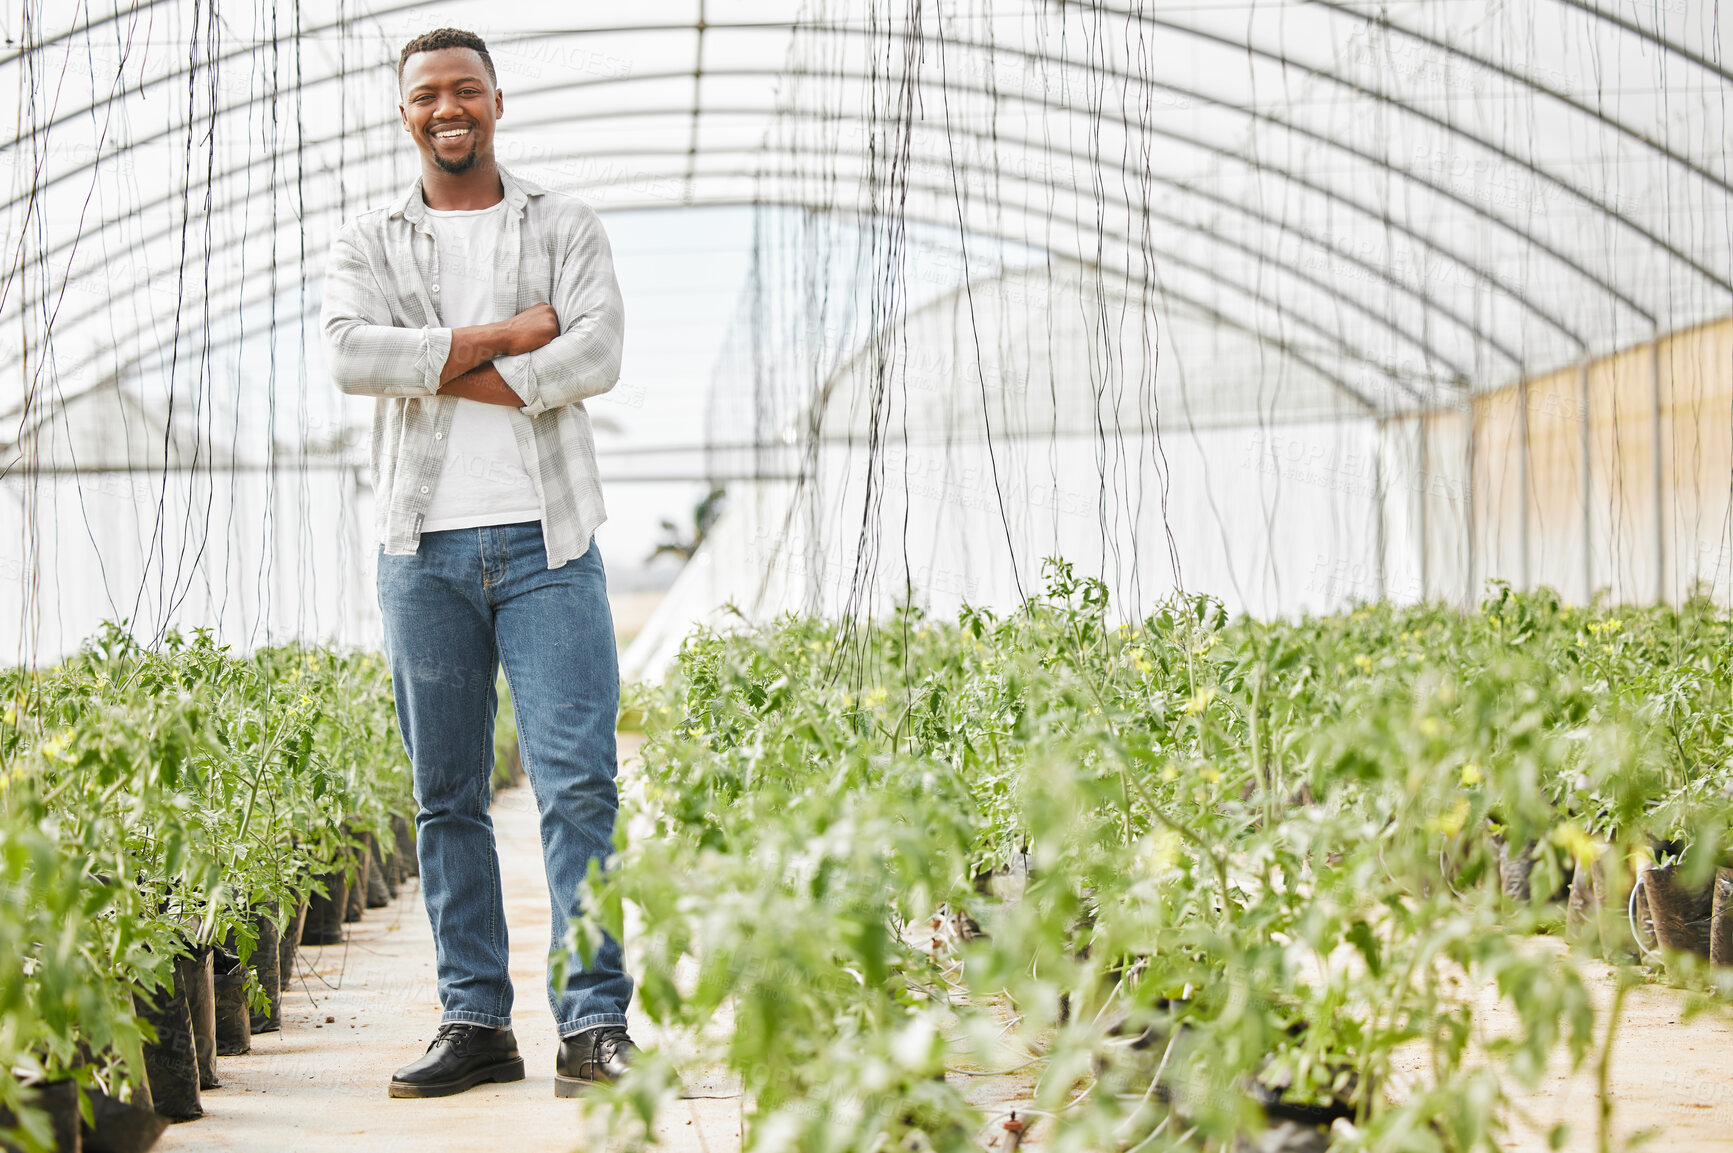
[1413,317,1732,606]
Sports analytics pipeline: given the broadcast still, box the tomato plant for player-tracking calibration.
[580,570,1730,1152]
[0,627,411,1151]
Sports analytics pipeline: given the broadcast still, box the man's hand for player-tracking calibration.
[441,303,561,385]
[499,303,560,356]
[437,363,526,407]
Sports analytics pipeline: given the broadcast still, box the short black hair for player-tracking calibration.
[398,28,497,87]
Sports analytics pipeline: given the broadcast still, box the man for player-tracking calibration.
[321,27,636,1099]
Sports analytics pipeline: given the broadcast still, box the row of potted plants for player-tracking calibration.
[0,626,414,1152]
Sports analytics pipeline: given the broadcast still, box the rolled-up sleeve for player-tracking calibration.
[494,204,624,418]
[321,225,451,398]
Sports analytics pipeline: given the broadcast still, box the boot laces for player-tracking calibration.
[593,1027,630,1062]
[430,1022,478,1051]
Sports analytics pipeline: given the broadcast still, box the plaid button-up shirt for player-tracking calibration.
[321,167,624,567]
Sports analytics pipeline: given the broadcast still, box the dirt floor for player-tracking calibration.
[156,734,1733,1152]
[1469,961,1733,1152]
[155,733,744,1153]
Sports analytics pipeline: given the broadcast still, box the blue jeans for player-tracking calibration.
[376,522,631,1037]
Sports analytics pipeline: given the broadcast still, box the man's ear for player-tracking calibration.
[494,87,504,120]
[399,100,410,133]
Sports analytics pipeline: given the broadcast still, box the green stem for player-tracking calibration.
[1598,975,1631,1153]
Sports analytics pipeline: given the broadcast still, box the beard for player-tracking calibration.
[432,140,479,174]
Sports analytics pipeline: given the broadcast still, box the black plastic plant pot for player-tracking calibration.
[371,833,398,902]
[1709,868,1733,966]
[211,950,251,1057]
[248,909,282,1034]
[343,846,370,924]
[179,950,219,1092]
[382,846,402,899]
[1567,856,1637,961]
[0,1080,82,1153]
[279,900,308,980]
[1493,835,1535,902]
[392,813,419,879]
[365,834,391,909]
[1642,862,1714,958]
[80,1084,169,1153]
[134,978,201,1121]
[302,873,348,947]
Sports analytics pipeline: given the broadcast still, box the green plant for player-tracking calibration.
[574,569,1728,1152]
[0,627,411,1150]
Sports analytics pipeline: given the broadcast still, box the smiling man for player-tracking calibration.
[320,27,636,1099]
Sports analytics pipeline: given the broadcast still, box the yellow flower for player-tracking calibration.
[1136,830,1183,873]
[1550,822,1605,868]
[1130,649,1153,675]
[1459,763,1483,787]
[1425,798,1470,837]
[1160,765,1179,783]
[1353,654,1373,674]
[38,728,75,763]
[1182,686,1216,715]
[1200,767,1223,785]
[1419,717,1442,739]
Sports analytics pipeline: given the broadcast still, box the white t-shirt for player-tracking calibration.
[420,200,542,533]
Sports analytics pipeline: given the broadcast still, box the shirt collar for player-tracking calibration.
[391,164,545,224]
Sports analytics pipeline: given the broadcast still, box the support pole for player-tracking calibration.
[1374,418,1387,601]
[1465,395,1477,611]
[1651,335,1666,605]
[1419,415,1431,602]
[1518,377,1532,591]
[1579,359,1594,604]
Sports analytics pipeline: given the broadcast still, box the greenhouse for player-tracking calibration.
[1,1,1730,1150]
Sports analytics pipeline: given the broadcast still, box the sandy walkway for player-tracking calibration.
[1486,960,1733,1152]
[156,734,741,1153]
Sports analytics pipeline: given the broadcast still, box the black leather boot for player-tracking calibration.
[554,1026,637,1097]
[388,1023,525,1098]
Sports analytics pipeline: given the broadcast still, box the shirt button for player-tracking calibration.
[419,486,429,494]
[431,284,440,292]
[435,432,444,440]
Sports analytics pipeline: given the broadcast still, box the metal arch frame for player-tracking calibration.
[1305,0,1733,201]
[6,78,1539,378]
[470,138,1474,390]
[1092,2,1730,298]
[781,266,1378,439]
[40,193,1400,430]
[12,104,1501,397]
[5,59,1601,372]
[1554,0,1733,86]
[0,0,177,70]
[12,0,1731,97]
[22,168,1397,427]
[0,149,407,423]
[15,129,1470,419]
[1,15,1705,329]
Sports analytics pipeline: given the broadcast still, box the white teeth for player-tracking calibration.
[435,128,470,139]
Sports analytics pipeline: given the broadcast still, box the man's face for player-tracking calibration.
[398,47,502,175]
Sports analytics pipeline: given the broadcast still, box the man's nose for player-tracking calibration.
[433,91,465,121]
